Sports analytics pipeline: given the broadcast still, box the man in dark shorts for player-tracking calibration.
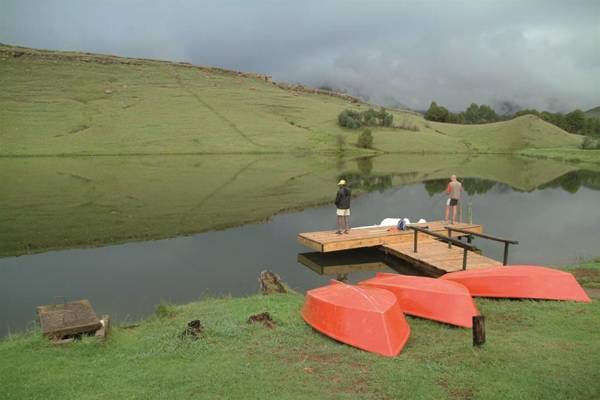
[445,175,462,224]
[335,179,351,234]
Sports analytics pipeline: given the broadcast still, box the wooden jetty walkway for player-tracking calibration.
[298,221,517,277]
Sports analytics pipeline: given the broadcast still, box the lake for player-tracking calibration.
[1,155,599,336]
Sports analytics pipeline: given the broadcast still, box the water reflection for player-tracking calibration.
[421,170,600,197]
[2,174,599,337]
[297,248,427,282]
[539,170,600,193]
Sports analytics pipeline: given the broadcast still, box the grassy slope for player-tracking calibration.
[1,262,599,400]
[585,106,600,119]
[428,115,582,152]
[0,44,584,156]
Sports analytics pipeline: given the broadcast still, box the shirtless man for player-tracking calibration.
[444,175,462,224]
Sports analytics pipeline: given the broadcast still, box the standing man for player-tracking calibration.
[444,175,462,224]
[335,179,351,234]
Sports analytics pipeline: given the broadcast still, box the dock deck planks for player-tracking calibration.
[298,220,502,276]
[298,221,483,253]
[382,240,502,276]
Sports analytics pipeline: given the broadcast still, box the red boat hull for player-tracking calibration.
[359,272,479,328]
[440,265,591,302]
[301,280,410,357]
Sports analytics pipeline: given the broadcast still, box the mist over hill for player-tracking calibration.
[1,1,598,112]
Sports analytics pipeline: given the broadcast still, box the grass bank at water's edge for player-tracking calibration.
[1,261,599,399]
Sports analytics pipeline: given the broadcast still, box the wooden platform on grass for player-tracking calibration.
[37,299,102,339]
[381,240,502,277]
[298,221,483,253]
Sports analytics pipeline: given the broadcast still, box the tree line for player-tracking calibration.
[424,101,600,137]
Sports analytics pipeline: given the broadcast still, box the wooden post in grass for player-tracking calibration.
[473,315,485,346]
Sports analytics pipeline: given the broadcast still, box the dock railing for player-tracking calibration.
[408,226,478,270]
[445,226,519,266]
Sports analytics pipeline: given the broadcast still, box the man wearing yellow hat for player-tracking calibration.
[334,179,351,234]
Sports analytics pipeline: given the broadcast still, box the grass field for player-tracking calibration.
[0,44,586,157]
[1,261,598,399]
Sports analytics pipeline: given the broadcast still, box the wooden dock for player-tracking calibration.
[298,221,510,276]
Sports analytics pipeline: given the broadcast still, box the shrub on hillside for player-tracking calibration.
[338,108,393,129]
[338,109,362,128]
[357,129,374,149]
[424,101,450,122]
[581,136,599,150]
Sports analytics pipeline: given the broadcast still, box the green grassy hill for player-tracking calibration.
[585,106,600,119]
[0,44,584,156]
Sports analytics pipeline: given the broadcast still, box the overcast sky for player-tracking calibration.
[1,0,598,112]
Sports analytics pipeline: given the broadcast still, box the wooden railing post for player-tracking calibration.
[447,228,452,249]
[503,242,509,266]
[462,248,468,270]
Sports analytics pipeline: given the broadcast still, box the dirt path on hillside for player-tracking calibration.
[170,67,265,148]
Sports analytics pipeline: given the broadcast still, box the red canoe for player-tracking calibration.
[359,272,479,328]
[440,265,591,302]
[301,280,410,357]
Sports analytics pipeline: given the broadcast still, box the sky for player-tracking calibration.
[1,0,598,112]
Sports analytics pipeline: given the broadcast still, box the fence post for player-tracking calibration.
[462,248,468,270]
[503,242,509,265]
[447,228,452,249]
[473,315,485,346]
[413,230,418,253]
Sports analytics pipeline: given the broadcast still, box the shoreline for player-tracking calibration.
[1,260,598,399]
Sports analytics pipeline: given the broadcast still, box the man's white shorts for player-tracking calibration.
[336,209,350,216]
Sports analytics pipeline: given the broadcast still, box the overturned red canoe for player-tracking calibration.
[440,265,591,303]
[359,272,479,328]
[301,280,410,357]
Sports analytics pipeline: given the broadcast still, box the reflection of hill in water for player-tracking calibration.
[420,170,600,196]
[2,153,598,257]
[537,170,600,193]
[339,155,600,195]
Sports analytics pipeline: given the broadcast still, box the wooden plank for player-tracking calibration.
[381,238,501,275]
[298,221,483,253]
[297,235,323,252]
[37,299,102,338]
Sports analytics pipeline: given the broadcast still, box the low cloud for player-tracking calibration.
[1,0,598,112]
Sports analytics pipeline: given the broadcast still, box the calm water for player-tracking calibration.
[1,173,600,336]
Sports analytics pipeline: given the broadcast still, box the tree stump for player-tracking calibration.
[259,270,286,295]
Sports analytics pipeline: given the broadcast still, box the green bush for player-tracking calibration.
[338,108,393,129]
[424,101,450,122]
[338,109,362,128]
[581,136,598,150]
[357,129,374,149]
